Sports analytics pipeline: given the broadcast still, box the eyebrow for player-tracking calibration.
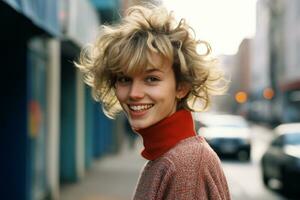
[145,68,163,73]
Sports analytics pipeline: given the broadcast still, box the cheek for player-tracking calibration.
[150,84,177,102]
[115,86,128,102]
[163,81,177,97]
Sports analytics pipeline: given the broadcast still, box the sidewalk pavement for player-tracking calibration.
[60,138,146,200]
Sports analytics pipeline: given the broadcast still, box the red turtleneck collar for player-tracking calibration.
[136,109,196,160]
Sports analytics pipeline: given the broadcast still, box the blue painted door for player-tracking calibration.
[27,38,48,200]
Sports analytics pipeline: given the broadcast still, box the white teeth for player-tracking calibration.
[129,104,153,111]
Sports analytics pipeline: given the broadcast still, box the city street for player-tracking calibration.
[60,124,290,200]
[222,124,288,200]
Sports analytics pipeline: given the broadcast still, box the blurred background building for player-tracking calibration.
[220,0,300,126]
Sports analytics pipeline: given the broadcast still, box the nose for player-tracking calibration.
[129,81,144,100]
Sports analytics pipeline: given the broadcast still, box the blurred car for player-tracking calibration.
[194,113,251,161]
[261,123,300,194]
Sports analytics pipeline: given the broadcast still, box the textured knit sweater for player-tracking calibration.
[133,110,231,200]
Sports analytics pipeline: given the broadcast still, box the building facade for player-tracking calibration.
[250,0,300,124]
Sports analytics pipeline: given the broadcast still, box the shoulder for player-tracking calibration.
[166,136,230,199]
[134,156,176,199]
[162,135,225,179]
[165,136,218,164]
[139,154,176,183]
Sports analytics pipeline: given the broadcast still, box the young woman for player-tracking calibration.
[77,5,231,200]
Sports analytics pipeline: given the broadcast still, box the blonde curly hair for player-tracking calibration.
[76,5,227,118]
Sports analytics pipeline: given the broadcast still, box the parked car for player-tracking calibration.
[261,123,300,194]
[194,113,251,161]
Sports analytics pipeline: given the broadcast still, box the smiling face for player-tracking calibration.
[115,53,189,130]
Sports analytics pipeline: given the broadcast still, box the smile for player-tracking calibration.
[128,104,154,112]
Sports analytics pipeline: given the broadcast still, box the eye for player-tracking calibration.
[116,75,131,85]
[145,76,160,83]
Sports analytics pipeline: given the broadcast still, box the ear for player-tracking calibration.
[176,82,191,99]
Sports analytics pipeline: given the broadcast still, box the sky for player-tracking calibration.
[162,0,257,55]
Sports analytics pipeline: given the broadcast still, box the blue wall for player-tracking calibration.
[60,56,77,182]
[93,106,114,158]
[84,86,95,169]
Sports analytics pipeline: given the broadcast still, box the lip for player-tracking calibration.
[127,103,154,118]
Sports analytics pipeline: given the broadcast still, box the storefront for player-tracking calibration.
[0,1,60,200]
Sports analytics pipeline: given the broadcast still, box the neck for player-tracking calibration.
[136,109,196,160]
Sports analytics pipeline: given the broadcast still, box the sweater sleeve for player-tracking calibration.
[133,159,176,200]
[201,144,231,200]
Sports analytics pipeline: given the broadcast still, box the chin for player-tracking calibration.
[130,120,152,130]
[131,123,147,131]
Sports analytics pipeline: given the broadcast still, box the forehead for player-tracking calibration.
[148,52,170,68]
[121,52,172,75]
